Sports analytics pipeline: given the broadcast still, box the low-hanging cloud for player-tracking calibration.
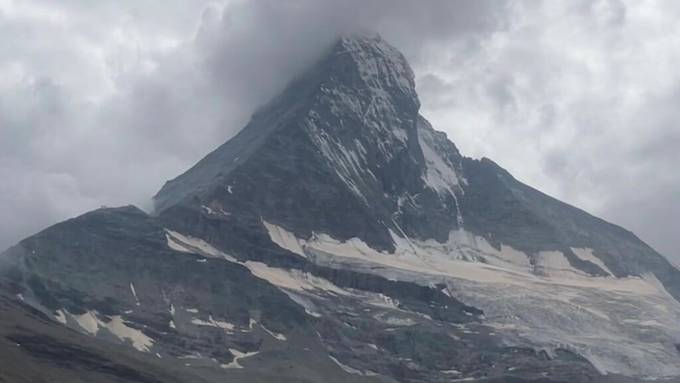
[0,0,678,261]
[0,0,505,250]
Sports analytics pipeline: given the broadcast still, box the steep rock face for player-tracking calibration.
[2,34,680,383]
[154,35,467,251]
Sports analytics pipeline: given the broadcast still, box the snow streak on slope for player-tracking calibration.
[263,221,306,257]
[190,315,236,331]
[329,355,379,377]
[418,126,462,197]
[298,35,421,205]
[221,349,259,369]
[263,221,680,379]
[165,229,237,262]
[571,247,613,276]
[304,117,373,203]
[57,309,154,352]
[244,261,349,297]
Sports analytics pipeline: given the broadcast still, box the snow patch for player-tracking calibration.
[262,221,305,257]
[376,313,416,327]
[221,348,259,369]
[285,292,323,318]
[54,310,67,325]
[202,204,230,217]
[535,250,586,277]
[129,283,140,306]
[329,355,378,376]
[301,229,657,295]
[61,309,153,352]
[165,229,237,262]
[191,315,235,331]
[201,205,215,215]
[260,323,287,341]
[73,311,100,334]
[105,316,154,352]
[244,261,348,296]
[571,247,613,276]
[366,293,400,309]
[418,127,461,197]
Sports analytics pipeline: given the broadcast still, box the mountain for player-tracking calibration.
[2,34,680,383]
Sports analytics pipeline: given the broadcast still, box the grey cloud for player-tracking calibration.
[0,0,506,251]
[418,1,680,259]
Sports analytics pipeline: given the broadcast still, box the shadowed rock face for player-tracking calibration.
[2,35,680,383]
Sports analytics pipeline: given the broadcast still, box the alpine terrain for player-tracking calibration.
[2,35,680,383]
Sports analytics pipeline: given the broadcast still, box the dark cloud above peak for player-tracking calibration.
[0,0,509,251]
[0,0,678,262]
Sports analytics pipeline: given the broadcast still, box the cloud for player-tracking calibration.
[417,0,680,258]
[0,0,677,262]
[0,0,506,250]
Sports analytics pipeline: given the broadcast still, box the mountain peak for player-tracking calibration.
[326,34,418,109]
[154,34,467,250]
[154,34,428,217]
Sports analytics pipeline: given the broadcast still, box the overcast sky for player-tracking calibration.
[1,0,678,260]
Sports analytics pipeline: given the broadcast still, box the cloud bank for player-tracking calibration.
[0,0,678,260]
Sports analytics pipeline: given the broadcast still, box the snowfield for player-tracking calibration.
[262,221,680,378]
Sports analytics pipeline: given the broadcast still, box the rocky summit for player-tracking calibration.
[2,35,680,383]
